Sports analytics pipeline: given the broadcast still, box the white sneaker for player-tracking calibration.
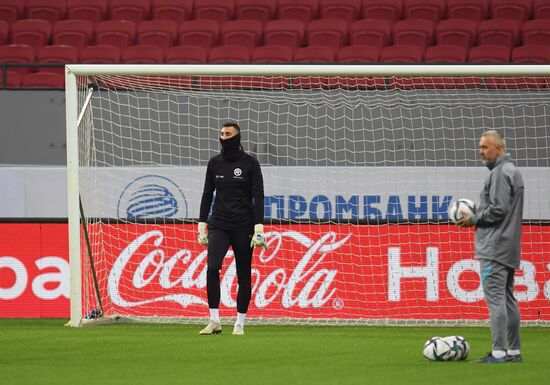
[232,324,245,335]
[199,320,222,335]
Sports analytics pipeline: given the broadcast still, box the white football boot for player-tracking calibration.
[199,320,222,335]
[232,324,245,336]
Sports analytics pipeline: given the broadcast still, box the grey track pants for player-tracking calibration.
[480,258,521,351]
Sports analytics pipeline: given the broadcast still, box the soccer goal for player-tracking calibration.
[66,64,550,327]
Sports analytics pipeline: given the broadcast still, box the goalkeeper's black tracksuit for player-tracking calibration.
[199,134,264,314]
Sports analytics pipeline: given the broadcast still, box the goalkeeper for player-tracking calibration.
[197,121,266,336]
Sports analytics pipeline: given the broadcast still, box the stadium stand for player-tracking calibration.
[468,44,511,62]
[165,45,208,63]
[194,0,235,23]
[109,0,151,23]
[362,0,403,22]
[0,20,8,45]
[534,0,550,19]
[294,45,335,62]
[393,19,435,51]
[478,19,521,48]
[264,19,306,48]
[52,19,94,52]
[522,19,550,47]
[425,44,468,62]
[67,0,109,24]
[436,19,478,50]
[208,45,251,63]
[122,44,164,63]
[11,19,52,51]
[0,44,35,73]
[404,0,446,23]
[307,18,348,50]
[319,0,362,22]
[137,20,178,49]
[235,0,277,23]
[26,0,67,24]
[0,0,25,26]
[151,0,194,23]
[337,44,379,62]
[79,44,121,63]
[221,19,263,50]
[490,0,532,24]
[277,0,319,23]
[381,44,423,62]
[446,0,489,21]
[21,71,65,88]
[512,44,550,63]
[349,19,392,50]
[95,20,136,49]
[251,45,294,62]
[178,19,220,49]
[37,44,78,74]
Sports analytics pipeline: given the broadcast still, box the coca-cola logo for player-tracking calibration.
[107,230,351,311]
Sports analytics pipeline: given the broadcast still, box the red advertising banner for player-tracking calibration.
[1,223,550,321]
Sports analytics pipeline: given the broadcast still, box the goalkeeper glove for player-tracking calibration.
[250,224,268,250]
[198,222,208,246]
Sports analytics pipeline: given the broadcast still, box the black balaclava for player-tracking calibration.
[220,133,243,161]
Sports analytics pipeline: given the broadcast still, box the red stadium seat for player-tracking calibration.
[319,0,361,22]
[490,0,532,24]
[425,44,467,62]
[294,45,335,62]
[393,19,435,51]
[235,0,276,23]
[361,0,403,22]
[110,0,152,23]
[349,19,392,50]
[0,20,8,45]
[37,44,78,74]
[307,18,349,50]
[512,45,550,63]
[195,0,235,23]
[0,0,25,26]
[166,45,208,63]
[534,0,550,19]
[12,19,52,51]
[381,45,423,62]
[447,0,488,21]
[264,19,306,49]
[79,45,121,63]
[404,0,446,23]
[152,0,194,23]
[208,45,250,63]
[221,19,263,50]
[337,45,379,62]
[179,19,220,49]
[468,44,511,63]
[26,0,67,24]
[277,0,319,23]
[52,19,94,51]
[478,19,520,48]
[1,70,23,88]
[95,20,136,50]
[137,20,178,49]
[251,45,294,62]
[436,19,478,50]
[0,44,35,74]
[22,72,65,88]
[522,19,550,47]
[122,45,164,63]
[67,0,108,24]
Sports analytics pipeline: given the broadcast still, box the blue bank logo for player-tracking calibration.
[117,175,188,219]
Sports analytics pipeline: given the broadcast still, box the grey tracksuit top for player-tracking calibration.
[469,154,524,269]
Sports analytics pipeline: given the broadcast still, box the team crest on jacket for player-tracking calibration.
[234,168,242,177]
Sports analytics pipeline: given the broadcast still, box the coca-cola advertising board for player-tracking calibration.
[2,223,550,321]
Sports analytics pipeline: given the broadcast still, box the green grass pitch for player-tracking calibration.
[1,319,549,385]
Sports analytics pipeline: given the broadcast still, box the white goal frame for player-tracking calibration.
[65,64,550,327]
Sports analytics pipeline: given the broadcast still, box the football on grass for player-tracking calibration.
[423,337,454,361]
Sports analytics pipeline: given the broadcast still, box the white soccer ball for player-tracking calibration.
[448,199,476,223]
[440,336,470,361]
[423,337,454,361]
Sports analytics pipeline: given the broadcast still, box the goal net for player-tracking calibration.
[66,64,550,327]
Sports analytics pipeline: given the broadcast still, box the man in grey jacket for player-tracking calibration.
[457,130,524,364]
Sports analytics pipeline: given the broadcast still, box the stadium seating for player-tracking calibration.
[0,44,35,73]
[337,45,379,62]
[277,0,319,23]
[1,70,23,87]
[52,19,94,51]
[95,20,136,49]
[122,44,164,63]
[79,44,121,63]
[235,0,276,23]
[37,44,78,74]
[165,45,208,63]
[137,20,178,49]
[0,0,25,26]
[478,19,521,48]
[264,19,306,48]
[179,19,220,49]
[251,45,294,62]
[425,44,467,62]
[109,0,152,23]
[221,19,263,50]
[436,19,478,50]
[319,0,361,22]
[393,19,435,51]
[0,20,8,45]
[26,0,67,24]
[522,19,550,47]
[361,0,404,22]
[349,19,392,50]
[490,0,532,24]
[307,18,349,50]
[208,45,251,63]
[151,0,194,23]
[194,0,235,23]
[404,0,446,23]
[446,0,489,21]
[468,44,511,62]
[294,45,335,62]
[11,19,52,51]
[381,45,423,62]
[534,0,550,19]
[67,0,109,24]
[21,72,65,88]
[512,45,550,63]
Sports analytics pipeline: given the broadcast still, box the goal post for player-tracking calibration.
[66,64,550,327]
